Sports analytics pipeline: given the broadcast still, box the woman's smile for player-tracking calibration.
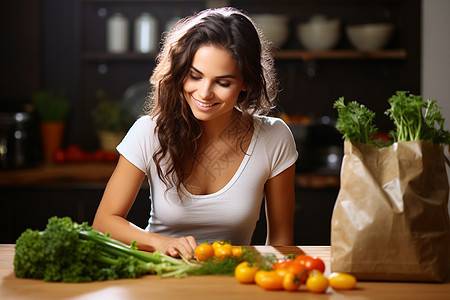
[192,96,217,110]
[183,45,246,124]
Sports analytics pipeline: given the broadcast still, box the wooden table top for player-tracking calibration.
[1,244,449,300]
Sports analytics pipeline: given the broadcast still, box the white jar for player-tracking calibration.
[134,12,159,53]
[106,12,129,53]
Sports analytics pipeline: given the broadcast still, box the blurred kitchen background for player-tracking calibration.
[1,0,449,245]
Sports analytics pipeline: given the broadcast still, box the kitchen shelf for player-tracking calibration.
[82,52,157,62]
[83,49,407,62]
[273,49,407,61]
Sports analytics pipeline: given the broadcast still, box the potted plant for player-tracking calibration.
[32,90,70,162]
[91,90,134,151]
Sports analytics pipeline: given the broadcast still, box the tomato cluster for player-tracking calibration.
[194,241,242,262]
[52,144,118,163]
[234,253,357,293]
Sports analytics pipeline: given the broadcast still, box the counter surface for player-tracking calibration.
[1,244,449,300]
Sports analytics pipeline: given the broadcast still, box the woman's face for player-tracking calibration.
[183,45,246,124]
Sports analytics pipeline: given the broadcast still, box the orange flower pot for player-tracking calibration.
[40,121,65,163]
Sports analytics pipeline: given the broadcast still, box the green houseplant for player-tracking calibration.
[32,90,70,162]
[91,90,134,151]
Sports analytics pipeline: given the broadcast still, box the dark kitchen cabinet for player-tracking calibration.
[0,184,151,244]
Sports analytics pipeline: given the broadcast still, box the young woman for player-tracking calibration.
[93,7,298,259]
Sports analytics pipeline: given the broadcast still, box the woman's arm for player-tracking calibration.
[264,164,296,246]
[93,155,198,258]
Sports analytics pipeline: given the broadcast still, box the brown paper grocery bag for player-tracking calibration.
[330,140,450,282]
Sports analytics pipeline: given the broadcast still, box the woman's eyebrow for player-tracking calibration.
[190,66,236,79]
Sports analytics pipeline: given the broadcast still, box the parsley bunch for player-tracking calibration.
[385,91,450,144]
[333,97,378,145]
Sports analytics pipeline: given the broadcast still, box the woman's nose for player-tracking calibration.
[199,81,213,99]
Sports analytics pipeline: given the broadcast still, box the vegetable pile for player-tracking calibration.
[13,217,265,282]
[14,216,358,294]
[235,253,357,293]
[334,91,450,146]
[14,216,197,282]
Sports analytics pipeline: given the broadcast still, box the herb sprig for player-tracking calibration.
[333,97,379,146]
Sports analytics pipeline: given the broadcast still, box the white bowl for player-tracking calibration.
[250,14,289,49]
[297,16,341,51]
[346,23,394,51]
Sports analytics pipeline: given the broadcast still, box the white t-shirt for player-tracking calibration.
[117,115,298,245]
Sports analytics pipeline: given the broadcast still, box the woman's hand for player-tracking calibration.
[154,235,198,259]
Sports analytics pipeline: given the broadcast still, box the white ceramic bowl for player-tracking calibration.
[297,16,341,51]
[346,23,394,51]
[250,14,290,49]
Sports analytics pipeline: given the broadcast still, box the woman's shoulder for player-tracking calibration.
[254,115,291,133]
[131,115,156,130]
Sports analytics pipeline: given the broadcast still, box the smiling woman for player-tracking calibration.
[183,46,246,124]
[92,7,298,260]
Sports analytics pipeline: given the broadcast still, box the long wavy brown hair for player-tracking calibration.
[143,7,279,195]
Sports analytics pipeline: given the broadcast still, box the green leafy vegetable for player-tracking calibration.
[188,249,275,276]
[385,91,450,144]
[14,216,196,282]
[333,97,379,146]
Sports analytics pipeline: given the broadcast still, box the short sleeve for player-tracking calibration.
[262,117,298,179]
[116,115,155,174]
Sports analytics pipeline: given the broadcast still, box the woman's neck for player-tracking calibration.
[199,108,241,142]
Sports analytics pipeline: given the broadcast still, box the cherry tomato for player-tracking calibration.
[65,144,85,162]
[93,149,106,161]
[273,258,293,270]
[232,246,243,258]
[304,257,326,274]
[286,261,307,283]
[254,270,284,291]
[194,243,215,261]
[294,254,310,266]
[294,255,326,274]
[234,261,259,284]
[53,149,66,163]
[212,241,226,251]
[103,151,119,162]
[214,243,232,259]
[328,272,357,290]
[282,270,301,292]
[306,270,329,293]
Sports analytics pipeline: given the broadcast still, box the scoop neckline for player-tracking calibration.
[180,118,261,199]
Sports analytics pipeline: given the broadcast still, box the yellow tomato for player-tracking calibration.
[232,246,243,258]
[194,243,215,261]
[234,261,259,284]
[306,270,329,293]
[328,272,357,290]
[282,270,301,292]
[254,270,284,291]
[212,241,226,251]
[214,243,232,259]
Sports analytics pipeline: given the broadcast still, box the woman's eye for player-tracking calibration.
[217,81,230,87]
[189,73,201,80]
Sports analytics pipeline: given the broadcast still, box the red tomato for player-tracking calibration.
[273,259,293,270]
[304,257,326,274]
[103,151,119,162]
[294,255,325,274]
[286,261,307,283]
[65,144,85,162]
[53,149,66,163]
[294,254,310,266]
[93,149,106,161]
